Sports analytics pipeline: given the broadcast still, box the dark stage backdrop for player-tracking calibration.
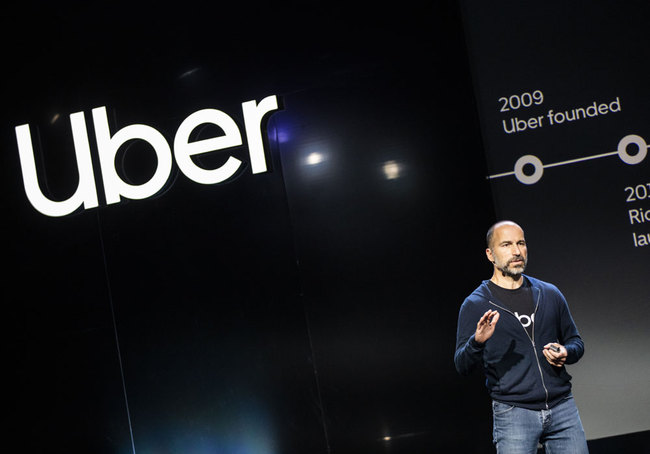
[2,2,495,453]
[460,0,650,442]
[2,2,648,454]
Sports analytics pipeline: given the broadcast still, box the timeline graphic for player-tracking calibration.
[488,134,648,185]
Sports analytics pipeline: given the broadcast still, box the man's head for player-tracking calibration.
[486,221,528,279]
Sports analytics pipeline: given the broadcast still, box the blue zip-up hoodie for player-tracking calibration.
[454,275,584,410]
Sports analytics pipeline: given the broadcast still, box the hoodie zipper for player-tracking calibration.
[488,288,549,409]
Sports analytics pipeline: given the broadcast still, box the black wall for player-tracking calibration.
[3,2,497,453]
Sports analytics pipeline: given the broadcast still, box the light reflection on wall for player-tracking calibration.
[382,160,401,180]
[305,152,325,166]
[295,140,333,183]
[136,400,277,454]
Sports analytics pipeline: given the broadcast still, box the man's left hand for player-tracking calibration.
[543,343,567,367]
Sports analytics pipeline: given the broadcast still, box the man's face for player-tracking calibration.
[486,224,528,277]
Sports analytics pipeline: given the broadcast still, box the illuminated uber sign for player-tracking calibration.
[15,95,280,217]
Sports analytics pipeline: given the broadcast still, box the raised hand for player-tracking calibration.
[475,309,499,344]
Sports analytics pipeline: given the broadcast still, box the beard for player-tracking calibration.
[496,255,527,278]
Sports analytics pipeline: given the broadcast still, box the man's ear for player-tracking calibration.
[486,248,495,263]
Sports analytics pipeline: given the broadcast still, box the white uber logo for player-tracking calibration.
[15,95,280,217]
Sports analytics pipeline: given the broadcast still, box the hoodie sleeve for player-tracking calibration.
[556,289,584,365]
[454,299,485,375]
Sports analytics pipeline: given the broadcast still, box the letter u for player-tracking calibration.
[15,112,98,217]
[502,118,515,134]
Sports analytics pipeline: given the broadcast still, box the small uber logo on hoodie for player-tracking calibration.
[514,311,534,328]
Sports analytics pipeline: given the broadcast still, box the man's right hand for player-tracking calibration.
[475,309,499,344]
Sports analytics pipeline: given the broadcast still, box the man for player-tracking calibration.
[454,220,588,453]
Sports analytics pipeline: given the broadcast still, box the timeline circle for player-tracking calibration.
[617,134,647,165]
[514,155,544,185]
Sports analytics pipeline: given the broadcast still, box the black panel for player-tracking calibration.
[459,0,650,443]
[10,1,623,453]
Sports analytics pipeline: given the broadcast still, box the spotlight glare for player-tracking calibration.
[382,160,400,180]
[305,152,324,166]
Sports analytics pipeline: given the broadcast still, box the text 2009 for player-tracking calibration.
[499,90,544,112]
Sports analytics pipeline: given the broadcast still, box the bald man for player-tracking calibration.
[454,221,588,453]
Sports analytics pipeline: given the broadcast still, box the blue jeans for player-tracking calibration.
[492,396,589,454]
